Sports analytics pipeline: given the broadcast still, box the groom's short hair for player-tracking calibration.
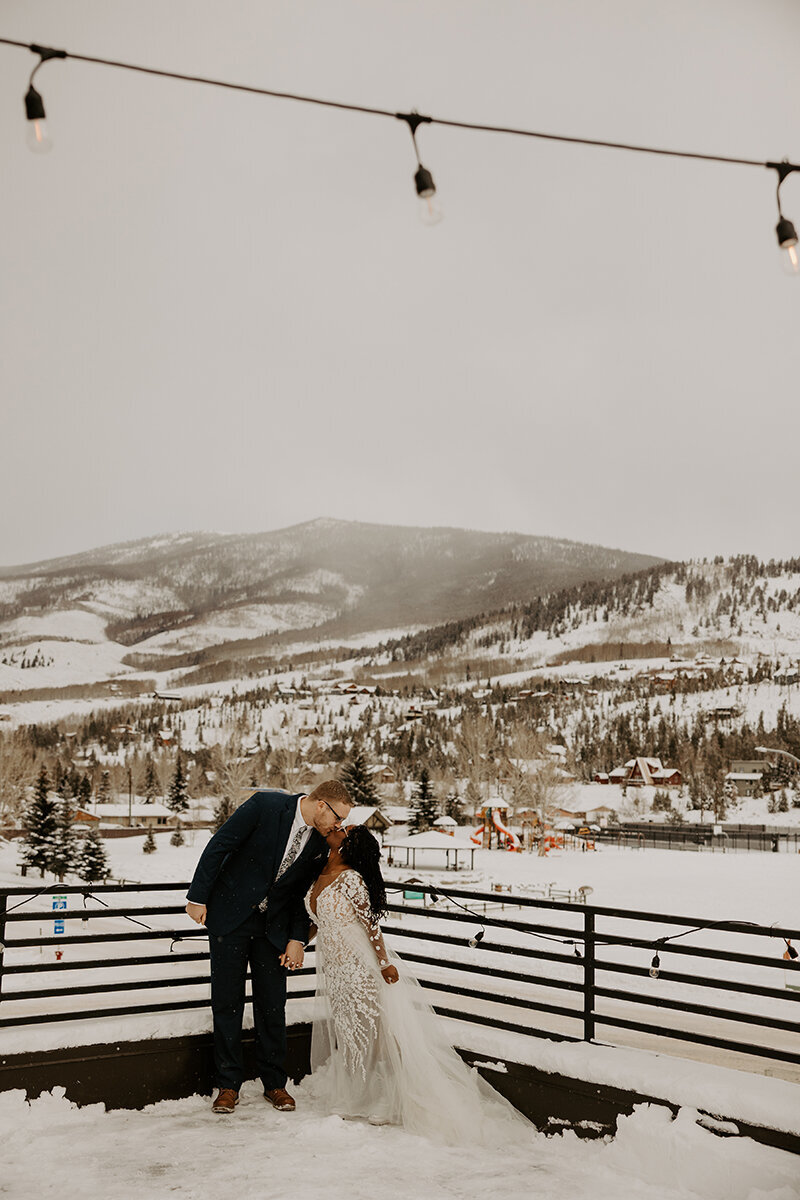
[309,780,353,808]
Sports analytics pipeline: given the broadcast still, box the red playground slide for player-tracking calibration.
[470,825,485,846]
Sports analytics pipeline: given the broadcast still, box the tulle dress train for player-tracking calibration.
[305,869,532,1147]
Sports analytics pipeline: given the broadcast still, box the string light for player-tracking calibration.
[396,111,442,226]
[24,44,65,153]
[1,36,798,266]
[770,162,800,276]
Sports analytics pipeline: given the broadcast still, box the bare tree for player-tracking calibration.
[211,742,257,808]
[529,760,571,855]
[0,735,36,826]
[455,714,498,814]
[503,725,569,854]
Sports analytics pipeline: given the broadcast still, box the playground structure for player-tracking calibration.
[470,804,521,851]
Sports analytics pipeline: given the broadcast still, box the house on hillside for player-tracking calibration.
[367,764,397,785]
[725,760,766,797]
[602,757,682,789]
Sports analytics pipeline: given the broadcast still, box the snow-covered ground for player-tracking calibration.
[3,833,797,929]
[2,1079,799,1200]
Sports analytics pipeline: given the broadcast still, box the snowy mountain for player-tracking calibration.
[0,520,661,690]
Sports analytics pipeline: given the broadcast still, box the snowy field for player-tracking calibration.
[3,1079,799,1200]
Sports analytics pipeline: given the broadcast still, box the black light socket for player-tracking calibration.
[415,165,436,198]
[25,85,46,122]
[776,217,798,250]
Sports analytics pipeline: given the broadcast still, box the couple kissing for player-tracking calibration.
[186,780,529,1144]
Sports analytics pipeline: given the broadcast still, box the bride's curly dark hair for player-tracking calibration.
[340,825,388,922]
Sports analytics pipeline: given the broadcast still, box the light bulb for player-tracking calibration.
[26,117,52,154]
[776,217,799,277]
[419,194,444,227]
[781,242,800,276]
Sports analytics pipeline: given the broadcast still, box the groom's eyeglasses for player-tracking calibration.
[321,799,347,827]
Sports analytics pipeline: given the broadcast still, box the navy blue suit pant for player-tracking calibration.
[209,909,287,1092]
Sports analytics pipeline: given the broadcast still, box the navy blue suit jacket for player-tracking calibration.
[187,790,327,946]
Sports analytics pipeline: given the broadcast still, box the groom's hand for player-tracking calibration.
[280,940,304,970]
[186,902,207,925]
[381,965,399,984]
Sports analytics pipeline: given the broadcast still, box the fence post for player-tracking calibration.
[583,908,595,1042]
[0,890,7,1002]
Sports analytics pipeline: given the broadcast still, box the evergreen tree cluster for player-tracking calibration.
[19,766,109,883]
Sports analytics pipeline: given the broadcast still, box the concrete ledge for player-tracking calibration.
[1,1029,797,1158]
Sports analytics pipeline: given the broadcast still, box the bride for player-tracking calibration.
[304,824,532,1145]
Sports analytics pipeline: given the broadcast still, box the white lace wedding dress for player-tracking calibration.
[304,868,531,1146]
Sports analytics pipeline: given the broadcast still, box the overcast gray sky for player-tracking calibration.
[2,1,798,568]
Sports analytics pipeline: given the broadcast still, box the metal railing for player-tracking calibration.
[601,825,800,853]
[1,882,799,1076]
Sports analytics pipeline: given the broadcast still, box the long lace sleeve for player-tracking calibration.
[340,870,390,968]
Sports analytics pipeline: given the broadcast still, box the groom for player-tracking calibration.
[185,780,353,1114]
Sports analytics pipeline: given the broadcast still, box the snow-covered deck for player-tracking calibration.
[3,1074,799,1200]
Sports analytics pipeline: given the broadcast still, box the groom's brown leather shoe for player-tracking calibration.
[211,1088,239,1114]
[264,1087,295,1111]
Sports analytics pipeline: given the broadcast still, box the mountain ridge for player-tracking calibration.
[0,519,663,688]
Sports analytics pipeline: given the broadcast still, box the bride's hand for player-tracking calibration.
[280,940,305,971]
[381,964,399,984]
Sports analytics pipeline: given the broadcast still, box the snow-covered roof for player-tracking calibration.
[345,806,377,823]
[93,803,174,817]
[386,831,473,850]
[434,815,457,826]
[384,806,411,821]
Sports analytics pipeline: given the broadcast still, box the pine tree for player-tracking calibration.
[49,797,79,882]
[20,766,58,877]
[408,767,438,832]
[169,820,185,847]
[444,789,465,823]
[213,796,234,832]
[339,746,380,807]
[142,827,157,853]
[77,826,109,883]
[143,756,159,803]
[167,756,189,814]
[96,770,111,804]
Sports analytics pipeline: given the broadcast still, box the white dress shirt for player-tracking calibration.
[278,794,312,871]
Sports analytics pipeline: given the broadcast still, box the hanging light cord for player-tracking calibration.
[1,36,797,179]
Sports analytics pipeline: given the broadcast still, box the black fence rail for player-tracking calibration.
[1,882,799,1078]
[601,825,800,853]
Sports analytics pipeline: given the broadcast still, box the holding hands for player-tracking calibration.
[381,964,399,984]
[281,939,305,971]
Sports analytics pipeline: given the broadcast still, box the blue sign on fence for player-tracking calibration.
[53,894,66,937]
